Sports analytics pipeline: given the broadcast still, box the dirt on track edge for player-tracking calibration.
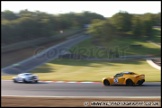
[2,96,161,107]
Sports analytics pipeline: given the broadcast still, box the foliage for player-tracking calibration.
[1,10,105,45]
[110,11,132,32]
[87,11,161,43]
[2,9,160,46]
[88,19,116,43]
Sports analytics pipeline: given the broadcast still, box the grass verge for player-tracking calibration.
[70,28,161,58]
[151,28,161,43]
[2,59,160,82]
[70,38,160,58]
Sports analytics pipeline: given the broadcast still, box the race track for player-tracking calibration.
[2,81,161,97]
[1,33,161,98]
[2,34,90,75]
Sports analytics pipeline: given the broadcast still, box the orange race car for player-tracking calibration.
[102,72,145,86]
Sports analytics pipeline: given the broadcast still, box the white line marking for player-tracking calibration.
[79,82,94,83]
[67,82,77,83]
[55,81,65,83]
[45,81,53,82]
[146,59,161,70]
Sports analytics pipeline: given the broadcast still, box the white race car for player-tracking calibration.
[12,73,39,83]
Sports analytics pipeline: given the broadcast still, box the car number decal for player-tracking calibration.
[114,78,118,83]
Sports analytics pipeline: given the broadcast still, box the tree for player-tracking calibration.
[131,16,142,37]
[140,13,155,39]
[110,11,132,32]
[1,10,105,45]
[1,10,19,20]
[88,19,116,43]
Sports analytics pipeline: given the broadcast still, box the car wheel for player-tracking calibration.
[138,79,145,86]
[23,79,28,83]
[103,79,110,86]
[34,80,38,83]
[13,79,17,83]
[126,79,134,86]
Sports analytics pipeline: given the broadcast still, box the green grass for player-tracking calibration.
[70,28,161,58]
[2,28,160,82]
[108,38,160,55]
[70,37,160,58]
[151,28,161,43]
[2,59,160,82]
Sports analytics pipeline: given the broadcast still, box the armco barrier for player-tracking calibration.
[2,29,84,53]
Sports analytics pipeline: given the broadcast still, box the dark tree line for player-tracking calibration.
[88,11,161,43]
[1,10,105,45]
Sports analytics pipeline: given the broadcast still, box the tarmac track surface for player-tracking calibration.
[1,34,90,75]
[2,81,161,97]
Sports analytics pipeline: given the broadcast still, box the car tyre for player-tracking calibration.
[126,79,134,86]
[13,79,17,83]
[23,79,28,83]
[34,80,38,83]
[103,79,110,86]
[138,79,145,86]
